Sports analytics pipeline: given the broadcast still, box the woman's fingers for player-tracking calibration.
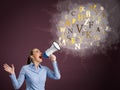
[49,54,56,61]
[3,64,10,69]
[3,63,15,74]
[3,63,9,68]
[3,63,11,71]
[4,68,9,72]
[4,67,10,72]
[11,64,14,69]
[3,64,8,69]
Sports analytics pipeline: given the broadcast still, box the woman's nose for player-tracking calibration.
[40,52,42,54]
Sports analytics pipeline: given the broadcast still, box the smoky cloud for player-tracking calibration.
[50,0,120,57]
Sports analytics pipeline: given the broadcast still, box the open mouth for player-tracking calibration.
[39,56,42,59]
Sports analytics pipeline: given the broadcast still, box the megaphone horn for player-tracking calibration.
[43,42,61,58]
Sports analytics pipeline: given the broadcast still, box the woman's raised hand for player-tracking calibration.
[49,54,56,62]
[3,63,15,74]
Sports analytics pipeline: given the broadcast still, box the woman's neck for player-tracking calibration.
[33,60,40,70]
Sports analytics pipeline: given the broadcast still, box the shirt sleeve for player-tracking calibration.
[46,61,61,80]
[9,66,25,90]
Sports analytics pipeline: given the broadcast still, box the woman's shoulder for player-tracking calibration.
[41,65,49,70]
[21,64,30,69]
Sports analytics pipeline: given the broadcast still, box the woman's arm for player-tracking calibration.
[46,54,61,80]
[3,64,25,89]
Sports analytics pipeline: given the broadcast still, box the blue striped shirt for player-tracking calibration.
[9,61,61,90]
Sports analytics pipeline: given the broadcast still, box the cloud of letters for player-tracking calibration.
[50,0,120,56]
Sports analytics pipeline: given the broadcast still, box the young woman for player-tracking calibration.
[3,48,61,90]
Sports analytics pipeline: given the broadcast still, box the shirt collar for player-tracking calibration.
[29,62,42,68]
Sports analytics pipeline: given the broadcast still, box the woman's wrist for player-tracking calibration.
[51,59,56,62]
[10,71,15,75]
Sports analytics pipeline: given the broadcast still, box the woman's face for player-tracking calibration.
[31,48,42,63]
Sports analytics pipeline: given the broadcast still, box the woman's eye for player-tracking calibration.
[36,51,40,53]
